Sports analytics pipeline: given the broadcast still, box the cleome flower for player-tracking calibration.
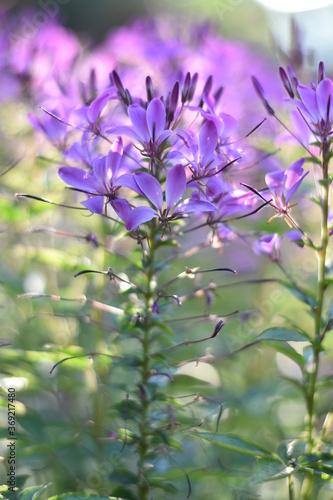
[107,97,173,170]
[281,62,333,139]
[254,230,303,261]
[58,137,131,215]
[125,163,216,232]
[265,158,309,219]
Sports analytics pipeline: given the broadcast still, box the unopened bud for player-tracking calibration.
[182,72,191,103]
[251,76,275,115]
[168,81,179,123]
[287,65,300,97]
[89,68,97,101]
[211,320,224,338]
[188,72,198,102]
[112,70,127,101]
[199,75,213,107]
[145,75,154,102]
[279,67,294,98]
[214,86,224,106]
[318,61,325,84]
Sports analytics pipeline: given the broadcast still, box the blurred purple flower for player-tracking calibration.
[254,230,303,261]
[265,158,309,217]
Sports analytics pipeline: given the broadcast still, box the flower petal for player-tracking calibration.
[88,87,117,124]
[107,137,123,180]
[177,198,216,213]
[165,164,186,213]
[284,159,309,204]
[134,172,163,211]
[297,85,319,123]
[81,195,104,214]
[146,98,166,141]
[112,198,132,222]
[316,78,333,123]
[106,125,142,142]
[128,104,150,143]
[199,121,218,164]
[58,167,96,193]
[114,173,143,194]
[126,206,158,231]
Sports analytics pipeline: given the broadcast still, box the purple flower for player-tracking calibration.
[283,63,333,137]
[107,98,172,170]
[172,121,219,183]
[28,109,68,150]
[125,164,216,231]
[75,87,118,140]
[254,230,303,261]
[58,137,130,215]
[265,158,309,216]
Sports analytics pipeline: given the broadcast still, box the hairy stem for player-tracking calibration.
[137,219,156,499]
[301,142,330,500]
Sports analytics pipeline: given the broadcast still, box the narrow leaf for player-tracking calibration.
[255,328,310,343]
[192,432,271,457]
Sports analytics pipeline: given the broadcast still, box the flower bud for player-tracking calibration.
[168,81,179,123]
[188,72,198,102]
[182,72,191,103]
[214,86,224,106]
[199,75,213,107]
[111,70,127,101]
[145,75,154,102]
[279,67,294,98]
[251,76,275,115]
[318,61,325,84]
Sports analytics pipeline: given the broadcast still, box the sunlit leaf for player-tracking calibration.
[191,432,271,457]
[255,328,310,343]
[250,457,294,484]
[20,483,52,499]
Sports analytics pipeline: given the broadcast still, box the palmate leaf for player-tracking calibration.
[250,457,294,484]
[191,432,271,457]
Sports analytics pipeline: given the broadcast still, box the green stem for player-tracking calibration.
[137,219,157,500]
[301,142,330,499]
[288,474,295,500]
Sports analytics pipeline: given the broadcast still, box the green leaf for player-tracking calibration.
[265,341,305,367]
[255,328,310,343]
[20,483,52,499]
[250,457,294,484]
[282,284,316,307]
[277,440,307,464]
[191,432,271,457]
[48,496,117,500]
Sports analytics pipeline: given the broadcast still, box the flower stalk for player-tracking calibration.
[137,218,157,499]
